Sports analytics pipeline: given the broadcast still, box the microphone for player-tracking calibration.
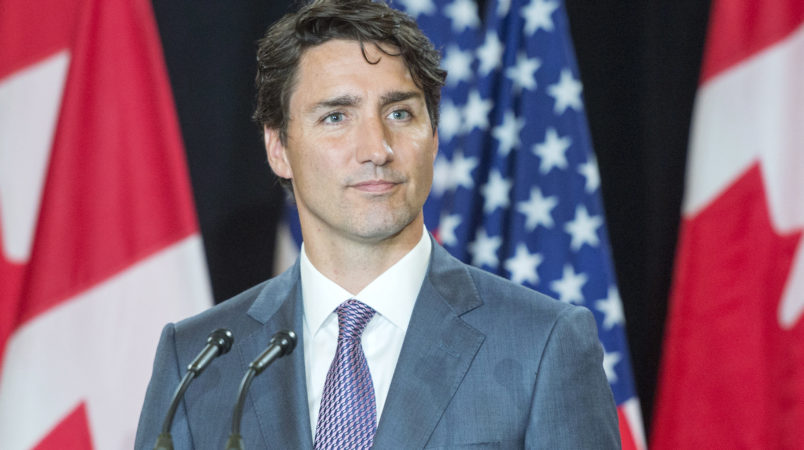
[226,330,297,450]
[154,328,234,450]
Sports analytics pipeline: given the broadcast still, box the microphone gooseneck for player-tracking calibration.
[154,328,234,450]
[226,330,297,450]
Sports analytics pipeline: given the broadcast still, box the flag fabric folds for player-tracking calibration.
[281,0,645,447]
[0,0,212,448]
[652,1,804,448]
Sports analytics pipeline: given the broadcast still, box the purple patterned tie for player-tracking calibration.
[314,299,377,450]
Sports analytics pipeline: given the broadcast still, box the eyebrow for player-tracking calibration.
[307,94,361,114]
[380,90,422,106]
[307,91,423,115]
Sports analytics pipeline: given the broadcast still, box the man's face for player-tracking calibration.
[266,39,438,246]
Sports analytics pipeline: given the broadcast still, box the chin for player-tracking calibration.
[348,212,418,242]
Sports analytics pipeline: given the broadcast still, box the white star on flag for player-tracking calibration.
[603,350,623,383]
[578,154,601,193]
[443,45,475,85]
[521,0,560,34]
[564,205,602,250]
[595,286,625,330]
[505,52,541,92]
[463,89,494,131]
[496,0,512,17]
[438,99,464,142]
[504,243,543,285]
[533,127,571,173]
[444,0,480,32]
[492,111,526,156]
[468,228,502,268]
[432,155,453,196]
[547,68,583,114]
[438,213,462,246]
[449,150,479,190]
[481,170,513,213]
[477,31,504,75]
[398,0,436,18]
[550,264,588,304]
[516,187,558,230]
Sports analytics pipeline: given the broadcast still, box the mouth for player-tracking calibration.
[350,179,400,193]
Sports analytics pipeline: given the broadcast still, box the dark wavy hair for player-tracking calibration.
[253,0,447,147]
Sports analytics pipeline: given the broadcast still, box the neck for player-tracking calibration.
[302,218,424,294]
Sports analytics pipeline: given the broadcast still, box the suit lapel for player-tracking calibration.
[374,241,485,448]
[234,260,314,449]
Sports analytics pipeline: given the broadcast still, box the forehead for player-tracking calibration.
[290,39,420,108]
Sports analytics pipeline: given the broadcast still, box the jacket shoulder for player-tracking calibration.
[171,259,299,350]
[446,254,576,322]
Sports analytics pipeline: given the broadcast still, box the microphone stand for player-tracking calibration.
[224,367,256,450]
[154,328,234,450]
[226,330,296,450]
[154,370,196,450]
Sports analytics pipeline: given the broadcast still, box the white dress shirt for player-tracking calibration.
[300,228,431,438]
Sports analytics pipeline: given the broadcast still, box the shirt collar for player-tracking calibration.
[301,226,432,336]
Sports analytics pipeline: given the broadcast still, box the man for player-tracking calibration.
[135,1,620,448]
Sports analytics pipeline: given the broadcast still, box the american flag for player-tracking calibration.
[395,0,645,447]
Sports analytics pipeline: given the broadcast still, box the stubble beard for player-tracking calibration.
[338,194,422,244]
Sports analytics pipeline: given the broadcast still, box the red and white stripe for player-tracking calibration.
[617,397,645,450]
[0,0,211,448]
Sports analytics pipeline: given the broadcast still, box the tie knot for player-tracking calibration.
[336,299,375,340]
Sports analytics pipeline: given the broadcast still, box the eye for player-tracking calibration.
[322,112,345,124]
[388,109,411,121]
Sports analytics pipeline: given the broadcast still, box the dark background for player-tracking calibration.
[152,0,711,436]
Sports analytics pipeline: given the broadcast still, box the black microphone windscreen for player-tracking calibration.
[270,330,297,357]
[209,328,234,354]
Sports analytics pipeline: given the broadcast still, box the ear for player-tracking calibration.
[264,126,293,179]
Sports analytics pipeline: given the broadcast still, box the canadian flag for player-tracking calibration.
[0,0,211,448]
[651,0,804,448]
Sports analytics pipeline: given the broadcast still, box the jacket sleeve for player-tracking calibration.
[134,323,195,450]
[524,305,621,449]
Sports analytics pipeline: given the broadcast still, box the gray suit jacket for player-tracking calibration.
[135,240,620,449]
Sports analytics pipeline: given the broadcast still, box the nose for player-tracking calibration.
[355,116,394,166]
